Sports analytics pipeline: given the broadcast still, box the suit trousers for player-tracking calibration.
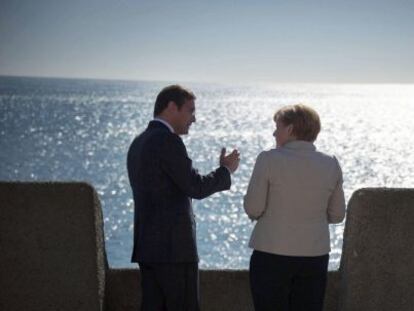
[138,262,200,311]
[249,250,329,311]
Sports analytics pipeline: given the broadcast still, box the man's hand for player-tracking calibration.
[220,148,240,174]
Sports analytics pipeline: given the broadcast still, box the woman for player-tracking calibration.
[244,104,346,311]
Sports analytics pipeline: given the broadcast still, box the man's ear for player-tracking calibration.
[287,124,294,135]
[167,101,178,112]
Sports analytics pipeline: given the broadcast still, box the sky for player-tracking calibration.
[0,0,413,84]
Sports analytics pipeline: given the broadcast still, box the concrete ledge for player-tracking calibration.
[0,182,107,311]
[105,269,341,311]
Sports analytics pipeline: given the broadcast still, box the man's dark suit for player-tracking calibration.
[127,120,231,309]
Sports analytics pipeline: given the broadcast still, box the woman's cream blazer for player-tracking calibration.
[244,140,346,256]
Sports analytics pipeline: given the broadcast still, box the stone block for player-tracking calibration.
[338,188,414,311]
[0,182,107,311]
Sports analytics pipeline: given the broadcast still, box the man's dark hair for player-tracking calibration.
[153,85,196,117]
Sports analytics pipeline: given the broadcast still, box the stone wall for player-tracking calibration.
[1,183,414,311]
[105,269,341,311]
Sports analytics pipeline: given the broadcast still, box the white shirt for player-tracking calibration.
[153,117,174,133]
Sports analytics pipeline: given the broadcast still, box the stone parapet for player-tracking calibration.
[338,188,414,311]
[2,183,414,310]
[0,182,107,311]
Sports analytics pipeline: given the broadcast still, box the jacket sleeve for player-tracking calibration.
[327,156,346,224]
[244,151,270,220]
[161,133,231,199]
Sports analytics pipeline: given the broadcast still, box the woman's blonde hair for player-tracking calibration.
[274,104,321,142]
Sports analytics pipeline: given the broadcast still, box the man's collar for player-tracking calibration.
[153,117,174,133]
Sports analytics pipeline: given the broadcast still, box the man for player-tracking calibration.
[127,85,240,310]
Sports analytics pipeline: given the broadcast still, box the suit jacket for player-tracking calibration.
[127,121,231,263]
[244,140,346,257]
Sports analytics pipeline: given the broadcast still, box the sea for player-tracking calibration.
[1,75,413,270]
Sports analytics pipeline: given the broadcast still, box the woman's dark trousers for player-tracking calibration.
[249,250,329,311]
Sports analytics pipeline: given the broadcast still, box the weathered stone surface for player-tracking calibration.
[9,183,414,310]
[200,270,254,311]
[105,268,340,311]
[338,188,414,311]
[105,268,141,311]
[0,182,107,311]
[325,270,341,311]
